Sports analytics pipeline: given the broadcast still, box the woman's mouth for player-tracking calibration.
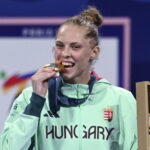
[62,62,75,68]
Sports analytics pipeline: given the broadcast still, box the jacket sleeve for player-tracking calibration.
[119,90,138,150]
[0,88,46,150]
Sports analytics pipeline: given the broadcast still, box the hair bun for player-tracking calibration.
[81,6,103,27]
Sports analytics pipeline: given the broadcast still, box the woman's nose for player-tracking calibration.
[62,47,71,58]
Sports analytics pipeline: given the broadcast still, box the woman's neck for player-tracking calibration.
[63,73,91,84]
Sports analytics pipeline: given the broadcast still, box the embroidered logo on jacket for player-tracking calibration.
[43,111,59,118]
[104,107,113,121]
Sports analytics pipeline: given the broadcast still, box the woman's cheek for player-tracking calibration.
[55,50,62,60]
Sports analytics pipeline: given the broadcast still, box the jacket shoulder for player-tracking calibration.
[14,87,33,106]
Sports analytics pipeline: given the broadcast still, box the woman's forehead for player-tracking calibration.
[56,24,88,43]
[58,24,86,36]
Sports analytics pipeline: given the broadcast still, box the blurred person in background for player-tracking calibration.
[0,6,138,150]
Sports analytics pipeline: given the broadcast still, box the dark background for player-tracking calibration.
[0,0,150,96]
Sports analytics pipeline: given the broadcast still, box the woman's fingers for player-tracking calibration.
[31,66,57,97]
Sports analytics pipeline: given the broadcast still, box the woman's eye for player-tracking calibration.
[56,44,64,49]
[72,45,81,49]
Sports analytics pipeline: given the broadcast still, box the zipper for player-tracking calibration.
[78,105,82,150]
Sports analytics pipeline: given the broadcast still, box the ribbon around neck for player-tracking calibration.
[48,74,97,115]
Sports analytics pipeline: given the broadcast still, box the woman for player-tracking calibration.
[0,6,138,150]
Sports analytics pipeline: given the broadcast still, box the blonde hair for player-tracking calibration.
[58,6,103,48]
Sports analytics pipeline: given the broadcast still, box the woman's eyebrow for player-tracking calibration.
[56,40,63,44]
[70,42,81,45]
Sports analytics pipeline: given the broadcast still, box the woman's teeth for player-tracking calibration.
[62,62,74,67]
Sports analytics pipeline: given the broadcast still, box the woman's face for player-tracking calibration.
[55,24,99,84]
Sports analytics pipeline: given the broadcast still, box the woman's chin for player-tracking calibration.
[60,73,76,83]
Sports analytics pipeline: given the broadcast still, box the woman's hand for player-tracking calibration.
[31,67,57,97]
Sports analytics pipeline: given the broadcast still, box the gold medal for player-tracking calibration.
[43,62,64,72]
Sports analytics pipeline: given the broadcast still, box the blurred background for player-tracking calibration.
[0,0,150,131]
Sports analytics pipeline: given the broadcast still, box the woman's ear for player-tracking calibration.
[90,46,100,60]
